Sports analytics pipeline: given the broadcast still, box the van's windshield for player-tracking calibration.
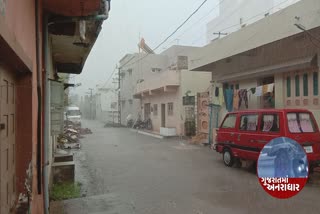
[287,113,317,133]
[67,110,81,116]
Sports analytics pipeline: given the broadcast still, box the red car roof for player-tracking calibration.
[226,108,312,114]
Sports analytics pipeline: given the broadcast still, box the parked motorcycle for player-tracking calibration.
[127,119,134,128]
[133,118,152,130]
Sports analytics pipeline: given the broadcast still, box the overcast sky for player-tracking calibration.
[70,0,220,97]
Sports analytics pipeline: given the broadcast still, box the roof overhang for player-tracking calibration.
[133,85,180,99]
[190,0,320,72]
[44,0,101,17]
[218,55,318,82]
[46,1,111,75]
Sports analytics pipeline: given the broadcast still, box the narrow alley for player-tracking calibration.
[53,120,320,214]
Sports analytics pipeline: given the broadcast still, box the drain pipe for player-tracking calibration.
[35,0,49,213]
[43,14,50,214]
[35,0,42,197]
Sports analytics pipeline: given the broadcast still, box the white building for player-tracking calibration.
[206,0,300,43]
[119,45,211,135]
[119,53,168,126]
[95,87,119,124]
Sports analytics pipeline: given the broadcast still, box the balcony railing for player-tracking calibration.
[134,70,180,95]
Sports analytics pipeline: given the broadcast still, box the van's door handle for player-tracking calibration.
[249,139,255,143]
[257,140,267,144]
[237,134,241,141]
[230,133,235,137]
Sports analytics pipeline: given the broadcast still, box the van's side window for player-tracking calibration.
[261,114,279,132]
[287,113,316,133]
[239,114,258,131]
[221,114,237,128]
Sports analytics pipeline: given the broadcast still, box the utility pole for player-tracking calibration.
[117,66,121,126]
[88,88,93,120]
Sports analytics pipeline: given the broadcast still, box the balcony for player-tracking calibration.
[133,70,180,98]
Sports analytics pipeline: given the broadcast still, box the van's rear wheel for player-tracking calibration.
[223,149,234,167]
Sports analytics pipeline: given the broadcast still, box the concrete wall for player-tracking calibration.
[206,0,300,43]
[5,0,36,62]
[141,91,184,134]
[161,45,200,67]
[181,70,211,96]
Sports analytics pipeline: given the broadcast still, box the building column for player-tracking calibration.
[274,73,285,108]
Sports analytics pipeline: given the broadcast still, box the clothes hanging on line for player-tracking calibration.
[238,89,248,109]
[219,87,224,105]
[233,89,239,111]
[215,87,219,97]
[225,89,233,112]
[262,85,268,95]
[250,87,256,94]
[255,86,263,96]
[267,83,275,93]
[212,87,220,105]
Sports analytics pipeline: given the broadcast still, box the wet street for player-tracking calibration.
[59,120,320,214]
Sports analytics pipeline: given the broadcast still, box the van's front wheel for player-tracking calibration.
[223,149,234,167]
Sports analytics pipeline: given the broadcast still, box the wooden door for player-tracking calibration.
[161,104,165,127]
[0,65,16,214]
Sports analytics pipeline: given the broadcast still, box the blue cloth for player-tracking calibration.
[225,89,234,112]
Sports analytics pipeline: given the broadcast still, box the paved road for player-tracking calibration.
[59,120,320,214]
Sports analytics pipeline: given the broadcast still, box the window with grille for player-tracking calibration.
[303,73,308,96]
[286,76,291,97]
[314,72,319,96]
[295,75,300,96]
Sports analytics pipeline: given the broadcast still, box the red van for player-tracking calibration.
[214,109,320,172]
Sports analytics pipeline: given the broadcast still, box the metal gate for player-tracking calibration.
[197,92,209,134]
[0,65,16,214]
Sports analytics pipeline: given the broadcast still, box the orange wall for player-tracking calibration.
[2,0,44,213]
[5,0,36,63]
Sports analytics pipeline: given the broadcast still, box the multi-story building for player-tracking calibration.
[119,53,168,126]
[120,45,211,136]
[206,0,300,43]
[190,0,320,127]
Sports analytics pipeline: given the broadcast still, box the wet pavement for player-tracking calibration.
[53,120,320,214]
